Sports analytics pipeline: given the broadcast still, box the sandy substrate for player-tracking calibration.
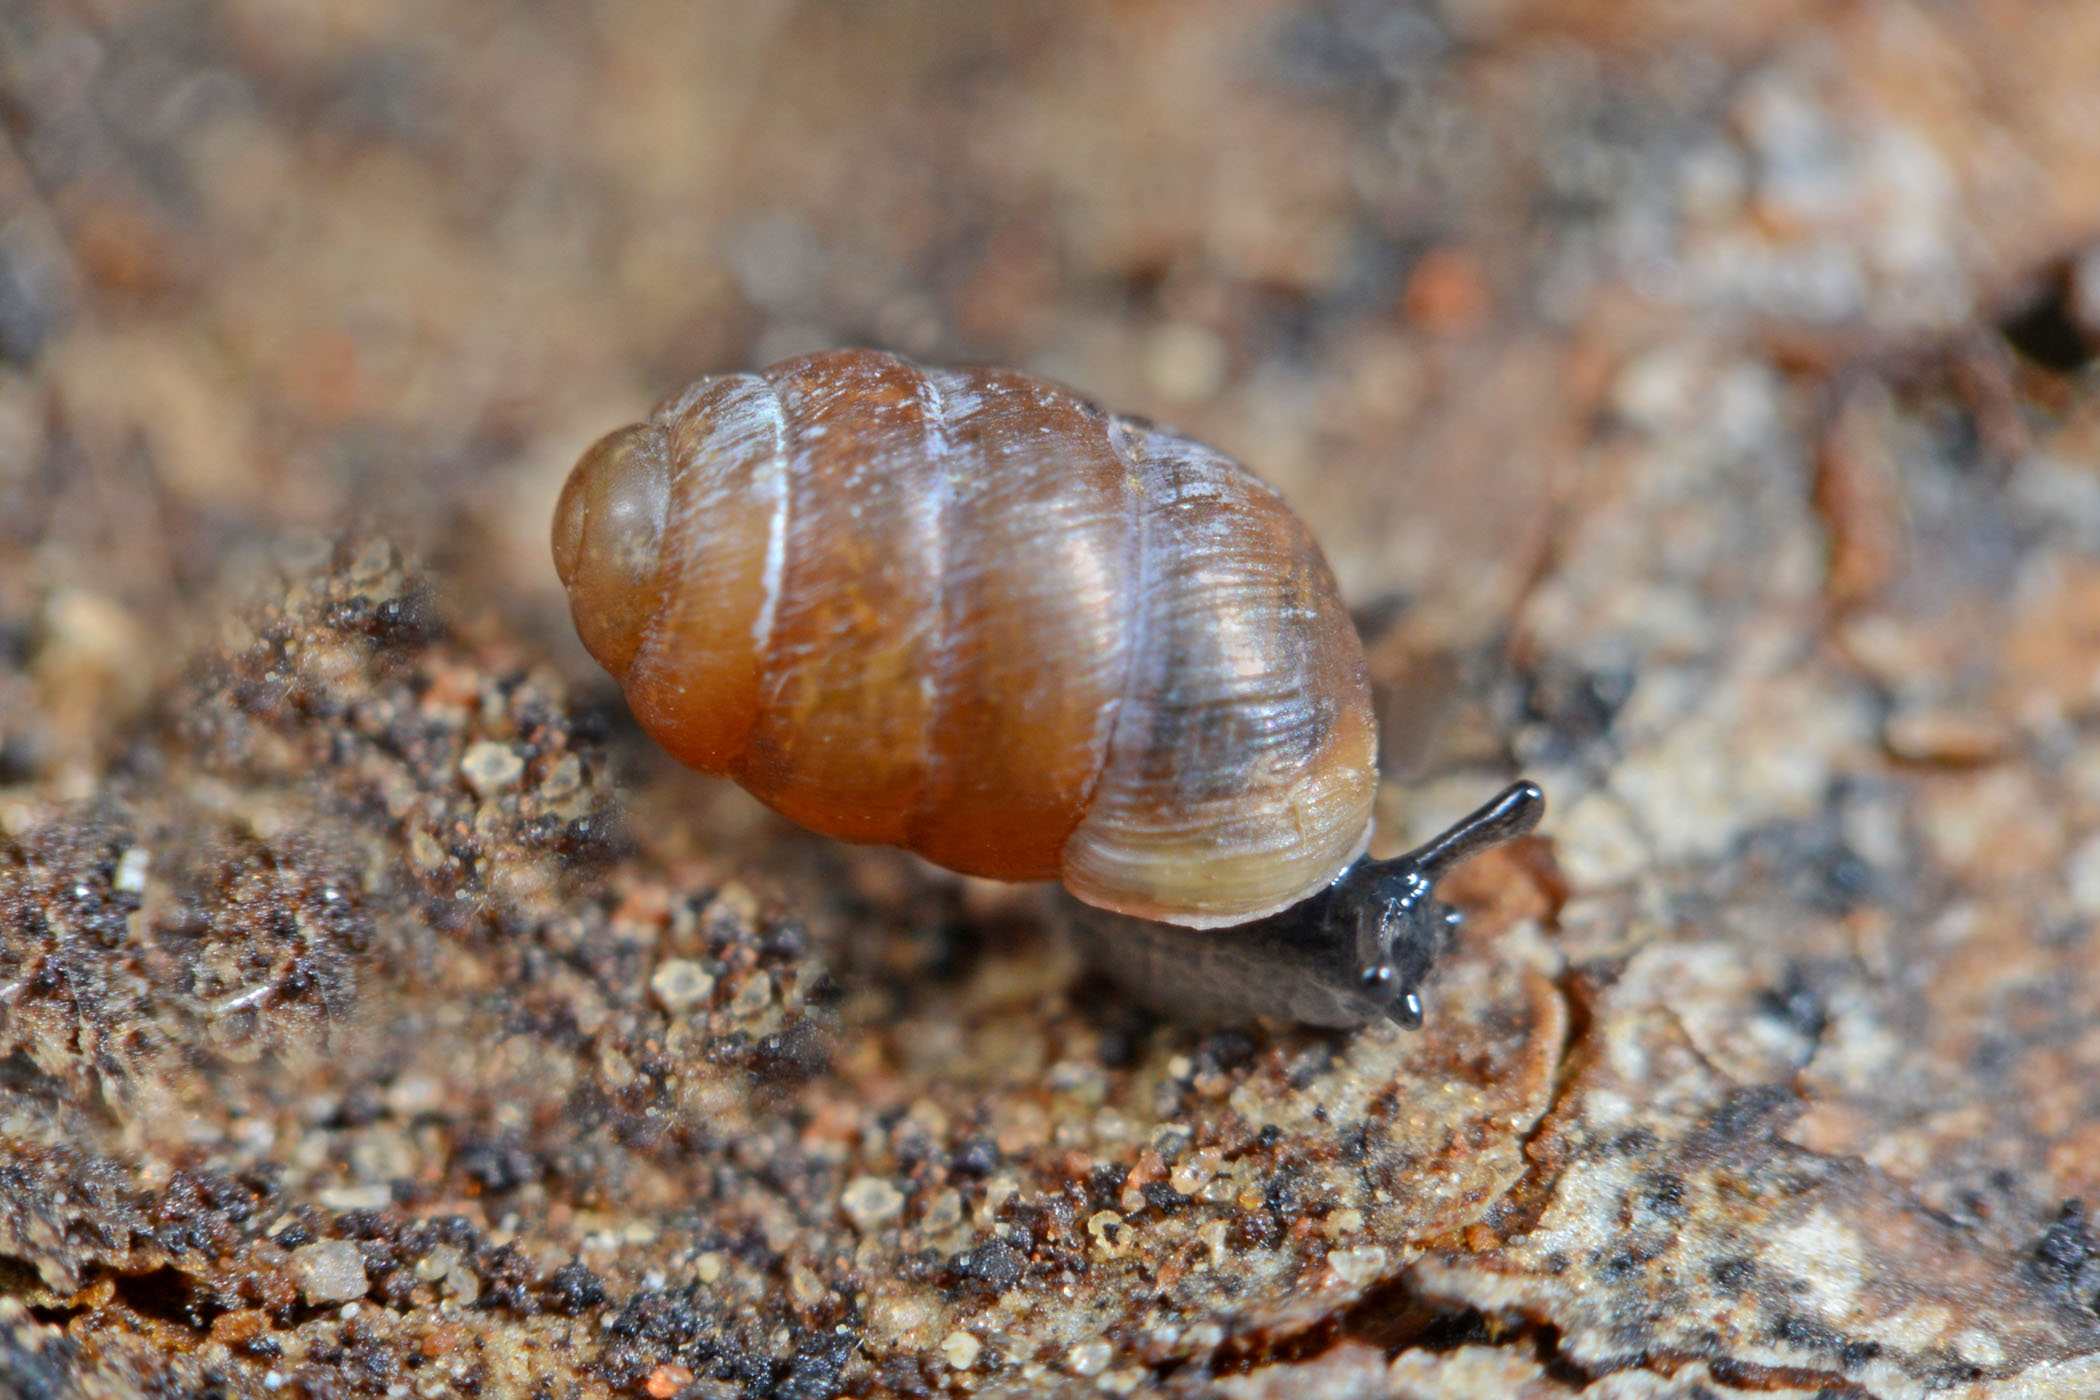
[4,2,2100,1395]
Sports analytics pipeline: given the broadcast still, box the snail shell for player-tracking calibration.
[553,348,1376,929]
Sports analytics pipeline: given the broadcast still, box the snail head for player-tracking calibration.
[1336,781,1545,1029]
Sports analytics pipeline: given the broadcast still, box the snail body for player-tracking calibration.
[1063,781,1543,1027]
[554,349,1541,1027]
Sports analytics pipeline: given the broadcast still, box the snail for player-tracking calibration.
[552,349,1543,1028]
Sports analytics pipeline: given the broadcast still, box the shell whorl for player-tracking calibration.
[554,349,1377,927]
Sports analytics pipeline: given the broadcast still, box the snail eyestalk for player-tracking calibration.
[1402,781,1548,886]
[1059,780,1545,1030]
[1335,780,1546,1029]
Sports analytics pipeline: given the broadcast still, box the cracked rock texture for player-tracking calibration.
[4,1,2100,1397]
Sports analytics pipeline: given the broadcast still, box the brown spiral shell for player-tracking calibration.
[552,349,1376,928]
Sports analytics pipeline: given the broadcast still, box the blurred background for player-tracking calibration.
[6,4,2100,1395]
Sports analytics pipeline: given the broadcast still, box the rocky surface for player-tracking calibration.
[3,1,2100,1396]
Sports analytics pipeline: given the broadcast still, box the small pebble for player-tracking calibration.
[1169,1148,1222,1197]
[729,970,774,1017]
[1087,1209,1126,1256]
[921,1188,963,1235]
[539,752,583,801]
[289,1240,369,1304]
[840,1176,905,1231]
[1326,1245,1389,1287]
[408,828,447,875]
[645,1364,695,1398]
[941,1329,982,1371]
[317,1183,393,1212]
[414,1245,460,1282]
[112,846,150,895]
[1067,1340,1112,1377]
[347,538,398,584]
[459,741,526,797]
[650,958,716,1014]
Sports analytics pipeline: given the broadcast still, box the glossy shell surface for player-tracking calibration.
[553,349,1376,927]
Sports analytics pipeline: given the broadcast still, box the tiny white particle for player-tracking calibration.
[113,847,150,895]
[941,1330,982,1370]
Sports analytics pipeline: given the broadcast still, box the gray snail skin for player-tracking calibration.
[1060,781,1543,1028]
[553,348,1543,1028]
